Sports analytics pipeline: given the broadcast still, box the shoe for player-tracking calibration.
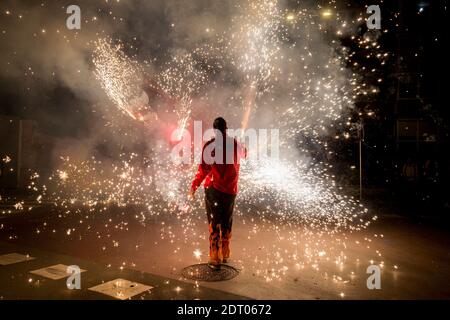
[222,258,228,264]
[208,262,221,271]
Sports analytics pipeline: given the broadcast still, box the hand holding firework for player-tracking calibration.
[178,189,195,215]
[187,187,195,201]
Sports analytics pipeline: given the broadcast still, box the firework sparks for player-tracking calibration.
[17,0,393,294]
[93,38,155,123]
[157,51,207,137]
[193,249,202,260]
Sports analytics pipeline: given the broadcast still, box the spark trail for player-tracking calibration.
[93,38,155,123]
[156,51,207,138]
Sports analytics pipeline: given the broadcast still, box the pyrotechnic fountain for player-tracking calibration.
[92,38,152,122]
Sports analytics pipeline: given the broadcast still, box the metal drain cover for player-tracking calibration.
[181,263,239,282]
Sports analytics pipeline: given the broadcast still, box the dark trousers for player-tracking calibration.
[205,187,236,263]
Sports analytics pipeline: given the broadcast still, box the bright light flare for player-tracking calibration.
[321,9,333,18]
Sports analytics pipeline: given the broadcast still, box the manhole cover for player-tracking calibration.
[181,263,239,282]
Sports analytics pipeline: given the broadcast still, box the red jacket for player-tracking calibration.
[191,135,247,195]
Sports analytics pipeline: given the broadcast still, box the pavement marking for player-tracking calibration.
[30,264,87,280]
[88,278,153,300]
[0,253,35,265]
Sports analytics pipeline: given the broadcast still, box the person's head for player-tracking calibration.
[213,117,227,135]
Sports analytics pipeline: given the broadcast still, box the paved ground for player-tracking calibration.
[0,197,450,300]
[0,241,248,300]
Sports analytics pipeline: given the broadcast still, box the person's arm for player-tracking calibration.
[190,143,212,196]
[191,163,211,192]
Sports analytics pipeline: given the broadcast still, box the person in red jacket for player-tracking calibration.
[189,117,247,270]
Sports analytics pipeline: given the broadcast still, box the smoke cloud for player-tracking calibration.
[0,0,358,177]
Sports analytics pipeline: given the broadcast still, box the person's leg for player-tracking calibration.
[221,193,236,262]
[205,188,221,266]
